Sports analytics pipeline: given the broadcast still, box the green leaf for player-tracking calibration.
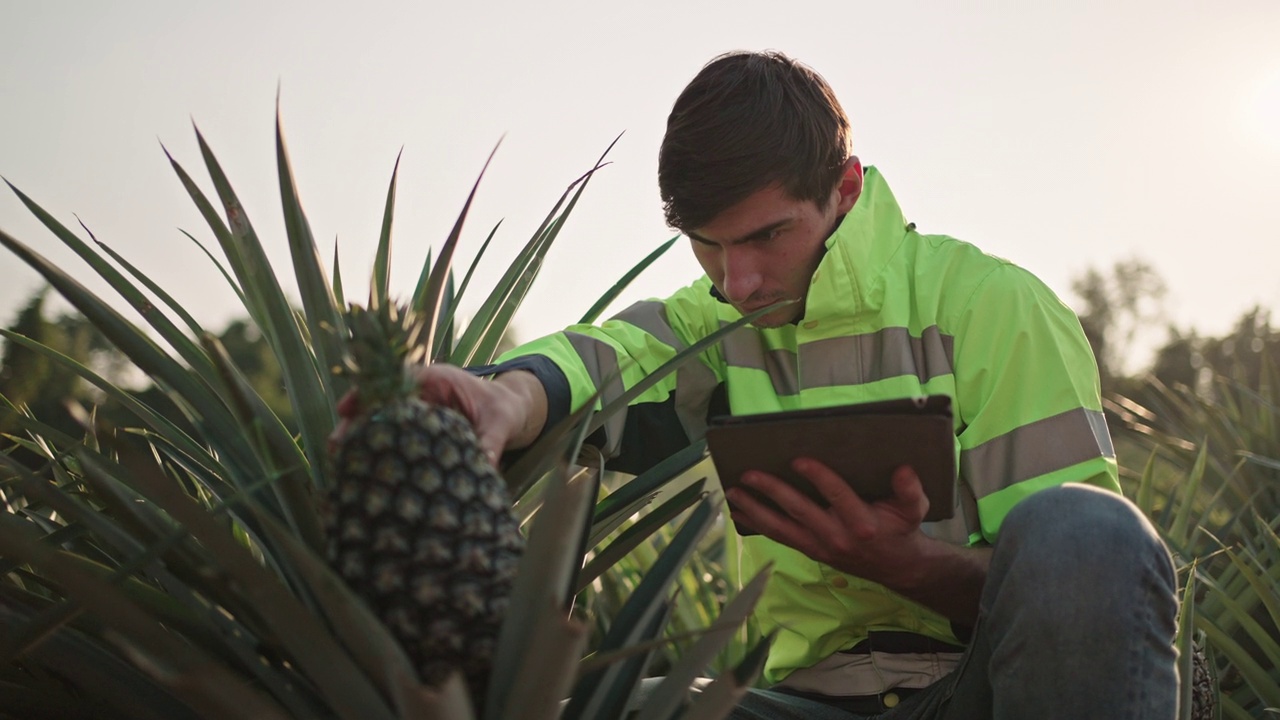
[634,566,773,720]
[96,444,397,720]
[677,632,773,720]
[579,236,679,325]
[577,478,708,593]
[421,141,500,361]
[83,219,205,339]
[0,510,294,720]
[275,106,345,408]
[199,333,322,552]
[3,182,220,388]
[178,228,250,309]
[434,219,502,356]
[485,463,597,720]
[188,126,335,491]
[562,499,718,720]
[590,441,708,546]
[371,148,402,306]
[1170,440,1209,546]
[1177,570,1196,720]
[497,602,591,720]
[0,229,265,492]
[451,147,614,366]
[588,301,790,436]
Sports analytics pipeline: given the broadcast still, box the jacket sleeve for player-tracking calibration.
[483,279,726,475]
[950,263,1120,543]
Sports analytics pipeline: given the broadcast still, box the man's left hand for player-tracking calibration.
[725,459,932,590]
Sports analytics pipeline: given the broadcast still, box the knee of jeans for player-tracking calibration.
[997,484,1173,585]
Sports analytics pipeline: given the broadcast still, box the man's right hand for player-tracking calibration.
[330,364,549,465]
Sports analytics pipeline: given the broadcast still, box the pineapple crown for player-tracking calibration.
[338,301,428,408]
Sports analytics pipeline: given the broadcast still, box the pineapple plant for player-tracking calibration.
[0,107,775,719]
[322,302,523,705]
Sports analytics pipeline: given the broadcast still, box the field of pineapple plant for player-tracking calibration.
[0,115,776,720]
[1,112,1278,719]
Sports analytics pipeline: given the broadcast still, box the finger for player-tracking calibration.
[889,465,930,522]
[791,457,877,540]
[737,468,834,530]
[725,486,801,543]
[476,429,507,468]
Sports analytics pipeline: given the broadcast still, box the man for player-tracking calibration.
[406,52,1180,718]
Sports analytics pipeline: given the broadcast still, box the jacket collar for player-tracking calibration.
[802,166,910,323]
[705,166,911,324]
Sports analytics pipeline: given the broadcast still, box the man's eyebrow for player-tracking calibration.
[687,218,790,246]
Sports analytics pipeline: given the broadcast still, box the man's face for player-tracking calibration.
[687,163,861,328]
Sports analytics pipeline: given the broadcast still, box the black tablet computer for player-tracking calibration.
[705,395,957,535]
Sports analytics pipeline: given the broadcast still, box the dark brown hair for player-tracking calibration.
[658,51,853,231]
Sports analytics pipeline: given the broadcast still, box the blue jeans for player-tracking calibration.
[729,484,1180,720]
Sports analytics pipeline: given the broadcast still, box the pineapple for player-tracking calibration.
[322,301,524,705]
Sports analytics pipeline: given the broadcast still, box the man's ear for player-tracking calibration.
[835,156,863,214]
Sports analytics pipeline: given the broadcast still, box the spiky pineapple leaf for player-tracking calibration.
[676,632,774,720]
[434,219,502,356]
[372,148,402,306]
[484,462,598,720]
[249,505,425,718]
[633,565,772,720]
[450,154,609,367]
[561,499,718,720]
[0,600,200,720]
[498,600,591,720]
[587,301,791,435]
[1177,568,1197,720]
[275,105,345,407]
[200,333,321,552]
[190,125,334,491]
[589,441,709,546]
[83,220,206,340]
[576,478,708,593]
[178,228,251,310]
[0,510,293,720]
[578,236,679,326]
[97,445,397,720]
[466,149,618,366]
[3,181,220,387]
[0,329,239,506]
[0,229,266,495]
[419,141,500,361]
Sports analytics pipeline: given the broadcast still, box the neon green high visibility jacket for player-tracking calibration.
[494,167,1119,685]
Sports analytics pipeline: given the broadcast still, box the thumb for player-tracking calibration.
[476,428,508,468]
[891,465,930,520]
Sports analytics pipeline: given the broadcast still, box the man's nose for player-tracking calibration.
[721,250,762,304]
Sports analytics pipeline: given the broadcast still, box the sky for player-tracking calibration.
[2,0,1279,372]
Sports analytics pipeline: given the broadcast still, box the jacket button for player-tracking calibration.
[830,576,849,588]
[883,692,900,708]
[803,320,820,330]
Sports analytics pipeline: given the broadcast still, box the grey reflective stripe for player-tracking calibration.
[609,301,721,442]
[613,301,682,350]
[800,326,954,388]
[565,332,627,457]
[720,324,955,394]
[720,327,798,395]
[961,408,1115,494]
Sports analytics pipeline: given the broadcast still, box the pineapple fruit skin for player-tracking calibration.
[323,399,523,700]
